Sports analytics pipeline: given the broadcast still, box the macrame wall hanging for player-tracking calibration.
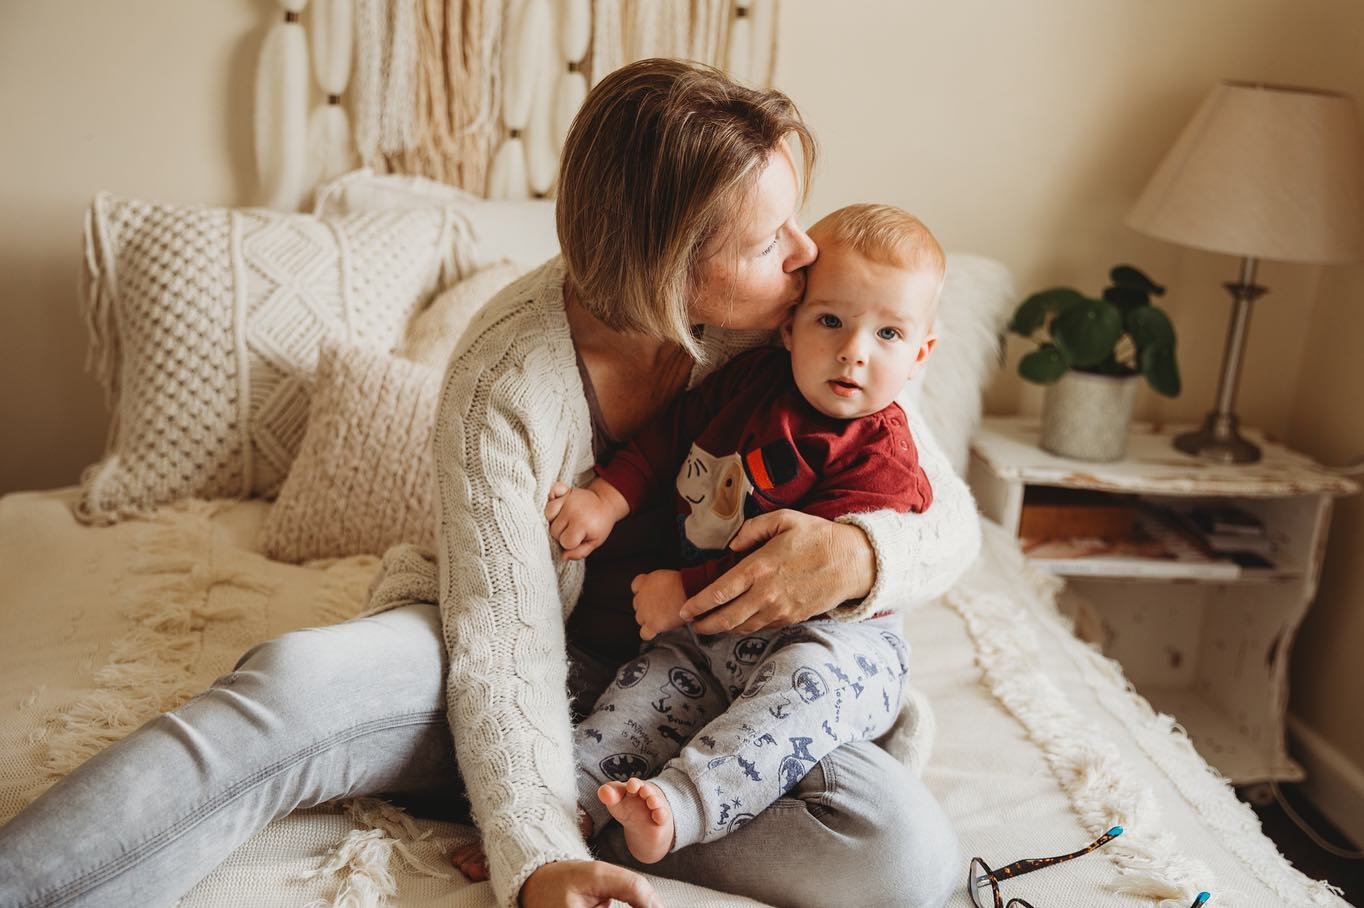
[254,0,780,206]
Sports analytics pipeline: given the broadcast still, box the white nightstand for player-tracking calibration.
[968,416,1359,785]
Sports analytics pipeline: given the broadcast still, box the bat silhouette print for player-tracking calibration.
[792,666,829,703]
[600,752,651,782]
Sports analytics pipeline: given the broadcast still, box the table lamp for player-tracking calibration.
[1127,81,1364,463]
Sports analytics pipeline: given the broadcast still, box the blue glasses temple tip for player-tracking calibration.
[1106,825,1124,836]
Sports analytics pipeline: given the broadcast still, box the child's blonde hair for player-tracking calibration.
[810,203,946,291]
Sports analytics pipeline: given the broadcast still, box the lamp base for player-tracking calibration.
[1174,412,1261,464]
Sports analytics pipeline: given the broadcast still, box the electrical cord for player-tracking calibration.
[1268,781,1364,860]
[1321,458,1364,478]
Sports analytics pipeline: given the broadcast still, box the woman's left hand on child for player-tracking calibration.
[630,570,688,640]
[680,509,875,634]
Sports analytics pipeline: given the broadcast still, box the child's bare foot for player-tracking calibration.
[450,841,489,881]
[598,778,674,864]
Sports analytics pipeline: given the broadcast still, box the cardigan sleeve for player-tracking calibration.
[827,407,981,622]
[430,338,591,907]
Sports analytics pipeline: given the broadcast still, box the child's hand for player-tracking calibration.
[545,480,625,560]
[630,570,687,640]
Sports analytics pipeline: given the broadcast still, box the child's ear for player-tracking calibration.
[779,314,795,350]
[908,333,937,376]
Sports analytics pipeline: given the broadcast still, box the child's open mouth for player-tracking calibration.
[828,379,860,398]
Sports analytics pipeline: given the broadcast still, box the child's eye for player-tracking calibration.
[877,327,902,341]
[817,314,841,328]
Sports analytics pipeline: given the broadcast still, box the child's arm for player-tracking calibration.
[544,477,630,560]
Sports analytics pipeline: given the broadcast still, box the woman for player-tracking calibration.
[0,60,976,908]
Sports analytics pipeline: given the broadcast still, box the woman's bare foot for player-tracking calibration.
[598,778,674,864]
[450,841,489,882]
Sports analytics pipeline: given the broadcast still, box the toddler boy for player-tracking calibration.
[549,203,945,863]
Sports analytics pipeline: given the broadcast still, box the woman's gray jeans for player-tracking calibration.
[0,604,960,907]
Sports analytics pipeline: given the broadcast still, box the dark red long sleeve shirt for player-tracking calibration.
[595,346,932,597]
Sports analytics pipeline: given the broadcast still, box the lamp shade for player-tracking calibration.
[1128,81,1364,264]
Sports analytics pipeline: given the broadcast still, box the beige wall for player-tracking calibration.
[0,0,262,494]
[2,0,1362,809]
[776,0,1364,817]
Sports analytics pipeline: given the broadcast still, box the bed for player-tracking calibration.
[0,172,1349,907]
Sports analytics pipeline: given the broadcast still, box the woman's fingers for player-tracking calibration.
[688,588,764,635]
[725,509,796,553]
[521,859,664,908]
[581,862,664,908]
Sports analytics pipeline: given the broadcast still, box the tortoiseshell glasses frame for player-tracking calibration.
[966,826,1211,908]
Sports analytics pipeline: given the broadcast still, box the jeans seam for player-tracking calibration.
[28,708,446,908]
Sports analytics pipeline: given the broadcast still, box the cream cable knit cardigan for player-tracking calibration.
[365,257,982,907]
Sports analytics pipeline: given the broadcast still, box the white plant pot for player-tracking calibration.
[1039,371,1139,462]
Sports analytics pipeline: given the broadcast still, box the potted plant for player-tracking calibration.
[1009,264,1181,461]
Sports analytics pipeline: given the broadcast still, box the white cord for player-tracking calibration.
[1322,459,1364,477]
[1269,781,1364,860]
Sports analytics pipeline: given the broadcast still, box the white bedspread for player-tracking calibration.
[0,489,1346,907]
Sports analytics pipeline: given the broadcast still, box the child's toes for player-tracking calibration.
[598,782,625,806]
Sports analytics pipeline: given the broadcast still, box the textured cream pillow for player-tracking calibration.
[400,259,527,368]
[77,191,468,524]
[260,339,441,562]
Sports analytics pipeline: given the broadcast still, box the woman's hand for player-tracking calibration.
[520,860,664,908]
[679,510,875,634]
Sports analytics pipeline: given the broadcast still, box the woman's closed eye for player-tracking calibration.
[758,234,779,256]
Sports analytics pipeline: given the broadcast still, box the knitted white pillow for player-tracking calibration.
[313,168,559,270]
[259,340,441,562]
[76,191,466,524]
[399,259,528,368]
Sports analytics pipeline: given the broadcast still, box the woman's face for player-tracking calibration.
[690,145,818,331]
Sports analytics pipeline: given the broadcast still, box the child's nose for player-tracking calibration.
[837,337,867,366]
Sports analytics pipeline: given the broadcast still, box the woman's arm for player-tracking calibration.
[679,410,980,632]
[431,338,591,908]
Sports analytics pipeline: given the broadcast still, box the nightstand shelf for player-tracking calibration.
[968,416,1358,784]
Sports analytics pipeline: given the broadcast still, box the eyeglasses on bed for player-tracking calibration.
[966,824,1211,908]
[965,826,1208,907]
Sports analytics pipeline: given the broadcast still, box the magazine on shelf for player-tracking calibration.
[1020,500,1275,578]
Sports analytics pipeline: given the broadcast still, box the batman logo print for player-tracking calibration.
[600,753,651,781]
[792,666,828,703]
[668,666,706,699]
[616,656,650,689]
[732,636,769,665]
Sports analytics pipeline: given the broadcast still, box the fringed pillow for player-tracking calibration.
[259,339,441,562]
[76,191,467,524]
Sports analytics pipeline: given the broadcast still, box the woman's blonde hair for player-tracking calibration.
[557,58,815,359]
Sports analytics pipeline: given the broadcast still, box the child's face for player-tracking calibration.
[781,243,938,420]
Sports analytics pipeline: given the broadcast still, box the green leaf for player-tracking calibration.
[1125,304,1176,350]
[1140,341,1181,397]
[1110,264,1165,296]
[1009,288,1087,337]
[1103,285,1149,311]
[1049,297,1124,368]
[1018,344,1070,384]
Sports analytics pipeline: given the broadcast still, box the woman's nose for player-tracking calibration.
[784,220,818,272]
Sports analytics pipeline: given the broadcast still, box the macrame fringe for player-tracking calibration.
[958,522,1349,905]
[24,502,379,806]
[298,798,463,908]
